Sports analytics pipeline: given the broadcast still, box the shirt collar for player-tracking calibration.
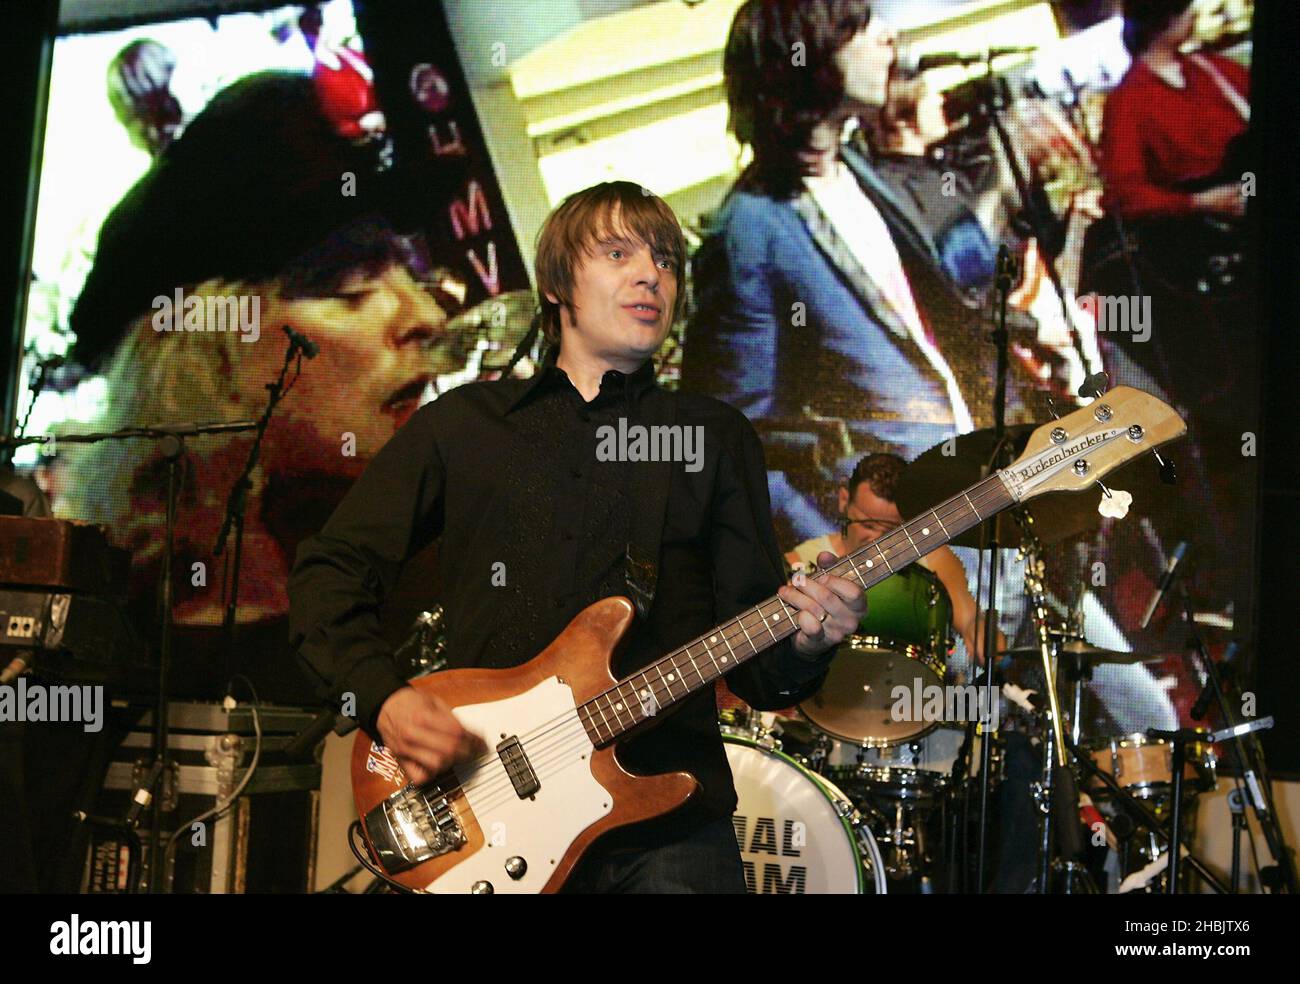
[505,347,657,414]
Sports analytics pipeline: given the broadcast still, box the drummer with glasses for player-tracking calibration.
[785,452,1002,662]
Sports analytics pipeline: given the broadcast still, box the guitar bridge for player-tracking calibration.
[364,782,466,875]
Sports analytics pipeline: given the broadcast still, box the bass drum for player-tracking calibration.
[724,733,886,895]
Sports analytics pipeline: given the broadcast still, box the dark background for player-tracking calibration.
[2,0,1297,774]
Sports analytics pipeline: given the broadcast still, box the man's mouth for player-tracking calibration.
[382,375,435,417]
[624,302,661,321]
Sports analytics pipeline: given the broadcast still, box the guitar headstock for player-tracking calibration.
[1002,387,1186,503]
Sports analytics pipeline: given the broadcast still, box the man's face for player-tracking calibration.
[257,261,447,475]
[838,480,904,551]
[549,208,678,369]
[836,17,897,111]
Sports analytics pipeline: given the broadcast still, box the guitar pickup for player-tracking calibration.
[497,736,540,798]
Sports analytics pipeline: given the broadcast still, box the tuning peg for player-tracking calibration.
[1077,371,1109,400]
[1153,450,1177,485]
[1098,486,1132,519]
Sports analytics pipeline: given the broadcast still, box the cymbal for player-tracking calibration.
[998,638,1160,665]
[895,422,1170,547]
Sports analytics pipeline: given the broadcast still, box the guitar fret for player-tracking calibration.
[737,614,757,656]
[702,635,724,674]
[901,524,919,559]
[761,606,780,644]
[600,693,621,732]
[653,662,673,707]
[962,491,978,522]
[932,508,948,539]
[635,673,655,719]
[682,645,706,686]
[844,551,865,587]
[875,543,893,573]
[718,630,738,666]
[609,687,632,729]
[593,700,612,742]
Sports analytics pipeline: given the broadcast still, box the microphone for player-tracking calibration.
[897,45,1036,74]
[1139,540,1189,630]
[281,324,320,359]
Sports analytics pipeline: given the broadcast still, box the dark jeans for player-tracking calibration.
[562,817,747,894]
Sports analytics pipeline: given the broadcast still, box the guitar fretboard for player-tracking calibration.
[576,472,1016,746]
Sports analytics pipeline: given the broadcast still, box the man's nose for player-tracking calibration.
[630,250,661,291]
[389,271,447,346]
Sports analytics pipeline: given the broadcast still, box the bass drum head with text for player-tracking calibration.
[724,735,881,894]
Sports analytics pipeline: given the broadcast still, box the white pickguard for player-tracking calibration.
[428,676,611,893]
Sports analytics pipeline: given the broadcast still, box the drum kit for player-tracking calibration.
[721,425,1224,895]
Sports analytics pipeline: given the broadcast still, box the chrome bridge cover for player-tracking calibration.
[365,781,466,874]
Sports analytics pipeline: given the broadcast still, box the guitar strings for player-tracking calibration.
[441,477,1012,813]
[444,478,1014,815]
[444,429,1134,819]
[446,477,1012,813]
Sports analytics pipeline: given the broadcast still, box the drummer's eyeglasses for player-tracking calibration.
[841,514,902,533]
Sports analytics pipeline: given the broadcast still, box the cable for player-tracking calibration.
[347,820,416,894]
[161,676,263,880]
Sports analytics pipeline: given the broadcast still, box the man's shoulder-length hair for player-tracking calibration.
[534,181,686,345]
[725,0,872,193]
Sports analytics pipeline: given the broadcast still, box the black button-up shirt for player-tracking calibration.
[287,356,831,845]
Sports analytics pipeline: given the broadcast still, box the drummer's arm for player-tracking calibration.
[929,546,1005,663]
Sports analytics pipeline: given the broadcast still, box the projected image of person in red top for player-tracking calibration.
[1099,0,1249,224]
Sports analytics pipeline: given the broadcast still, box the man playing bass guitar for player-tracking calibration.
[287,180,866,893]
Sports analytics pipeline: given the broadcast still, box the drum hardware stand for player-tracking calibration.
[1063,733,1228,894]
[1149,717,1277,893]
[1022,540,1097,893]
[1227,787,1247,893]
[1169,571,1297,893]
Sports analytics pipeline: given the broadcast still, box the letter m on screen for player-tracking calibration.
[449,180,492,240]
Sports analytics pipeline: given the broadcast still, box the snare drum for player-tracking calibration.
[1082,732,1217,799]
[724,733,886,894]
[799,566,953,745]
[824,727,1002,801]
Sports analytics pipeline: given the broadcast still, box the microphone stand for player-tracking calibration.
[1171,576,1296,892]
[214,329,312,691]
[971,244,1017,892]
[974,55,1092,375]
[3,419,260,891]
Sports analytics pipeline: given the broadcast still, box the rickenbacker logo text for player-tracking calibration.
[1013,430,1114,484]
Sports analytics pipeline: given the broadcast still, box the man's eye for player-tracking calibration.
[609,249,624,260]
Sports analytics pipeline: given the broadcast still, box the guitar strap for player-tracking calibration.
[1188,53,1250,123]
[623,383,677,621]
